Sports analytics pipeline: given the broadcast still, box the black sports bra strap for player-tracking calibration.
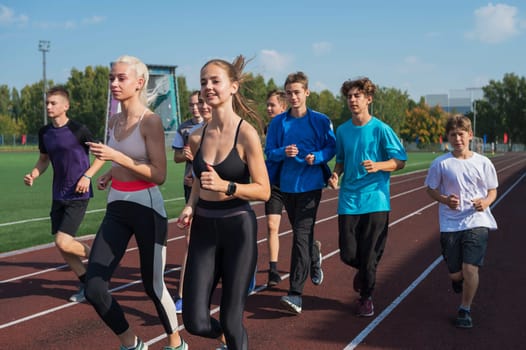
[199,119,242,149]
[199,124,208,147]
[233,119,243,146]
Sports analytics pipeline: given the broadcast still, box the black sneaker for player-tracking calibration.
[455,309,473,328]
[452,279,463,294]
[268,270,281,287]
[310,240,324,286]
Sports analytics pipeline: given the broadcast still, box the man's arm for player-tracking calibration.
[24,153,50,186]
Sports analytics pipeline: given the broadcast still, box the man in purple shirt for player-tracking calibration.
[24,85,104,302]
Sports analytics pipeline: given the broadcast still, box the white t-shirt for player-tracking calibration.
[425,152,498,232]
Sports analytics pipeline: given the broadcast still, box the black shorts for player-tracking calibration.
[440,227,489,273]
[50,199,89,236]
[265,185,285,215]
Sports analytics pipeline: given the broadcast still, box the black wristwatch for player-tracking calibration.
[225,181,237,196]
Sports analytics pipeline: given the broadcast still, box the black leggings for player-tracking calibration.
[84,201,178,335]
[182,199,257,350]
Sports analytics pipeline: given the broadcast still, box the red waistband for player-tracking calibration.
[111,179,156,192]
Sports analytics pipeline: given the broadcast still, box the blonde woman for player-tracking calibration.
[85,55,187,350]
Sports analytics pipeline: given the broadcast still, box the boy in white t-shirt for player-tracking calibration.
[425,114,498,329]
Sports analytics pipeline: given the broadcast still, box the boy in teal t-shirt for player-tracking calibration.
[328,77,406,317]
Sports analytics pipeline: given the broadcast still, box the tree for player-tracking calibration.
[11,88,21,121]
[0,85,10,115]
[177,75,191,122]
[66,66,109,140]
[401,103,445,146]
[372,87,411,135]
[478,73,526,144]
[19,81,52,134]
[0,114,24,135]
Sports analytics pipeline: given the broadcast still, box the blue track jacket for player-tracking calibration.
[265,108,336,193]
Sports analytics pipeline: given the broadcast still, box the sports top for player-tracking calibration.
[108,109,148,167]
[193,119,250,184]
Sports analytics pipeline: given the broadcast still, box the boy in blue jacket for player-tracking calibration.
[265,72,336,314]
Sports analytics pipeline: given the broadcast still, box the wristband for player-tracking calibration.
[225,181,237,196]
[82,174,92,180]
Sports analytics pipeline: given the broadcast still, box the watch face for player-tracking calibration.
[227,181,237,196]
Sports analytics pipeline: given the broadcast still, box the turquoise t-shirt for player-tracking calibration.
[336,117,407,215]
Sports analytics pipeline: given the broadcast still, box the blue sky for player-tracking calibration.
[1,1,525,101]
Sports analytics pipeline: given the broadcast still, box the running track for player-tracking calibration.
[1,152,525,349]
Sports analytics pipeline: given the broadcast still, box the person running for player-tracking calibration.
[425,114,498,329]
[176,55,270,350]
[171,90,204,313]
[328,77,407,317]
[263,89,288,286]
[265,72,336,315]
[23,85,104,302]
[84,55,187,350]
[171,91,213,314]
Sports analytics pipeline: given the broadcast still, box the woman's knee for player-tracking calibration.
[84,278,108,305]
[183,314,221,338]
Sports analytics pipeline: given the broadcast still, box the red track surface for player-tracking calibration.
[1,152,525,350]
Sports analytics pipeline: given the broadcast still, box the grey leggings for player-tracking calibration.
[85,200,178,335]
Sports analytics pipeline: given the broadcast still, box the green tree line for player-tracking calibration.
[1,66,525,145]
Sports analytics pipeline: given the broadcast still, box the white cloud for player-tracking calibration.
[466,3,520,43]
[34,20,77,30]
[82,16,106,25]
[258,49,293,74]
[312,41,332,56]
[0,5,28,26]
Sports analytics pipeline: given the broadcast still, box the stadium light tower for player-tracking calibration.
[38,40,50,125]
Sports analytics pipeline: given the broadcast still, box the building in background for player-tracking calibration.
[425,87,483,114]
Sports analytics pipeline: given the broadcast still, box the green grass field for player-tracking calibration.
[0,151,442,253]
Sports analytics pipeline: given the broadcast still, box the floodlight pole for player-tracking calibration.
[39,40,50,126]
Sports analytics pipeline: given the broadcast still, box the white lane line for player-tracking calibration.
[343,171,525,350]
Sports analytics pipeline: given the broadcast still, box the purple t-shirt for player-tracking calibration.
[38,120,95,200]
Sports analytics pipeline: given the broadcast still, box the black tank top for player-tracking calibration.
[193,120,250,184]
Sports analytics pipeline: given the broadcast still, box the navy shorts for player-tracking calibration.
[440,227,489,273]
[265,185,285,215]
[50,199,89,236]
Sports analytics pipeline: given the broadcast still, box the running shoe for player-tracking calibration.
[174,298,183,314]
[310,240,324,286]
[69,283,85,302]
[356,297,374,317]
[120,338,148,350]
[248,268,257,294]
[455,309,473,328]
[280,294,302,315]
